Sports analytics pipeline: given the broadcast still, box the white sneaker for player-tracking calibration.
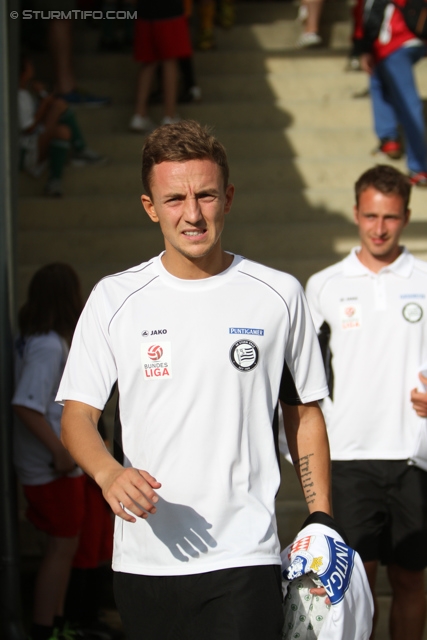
[161,115,181,126]
[129,114,155,133]
[297,32,322,48]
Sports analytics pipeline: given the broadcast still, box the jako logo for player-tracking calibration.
[147,345,163,360]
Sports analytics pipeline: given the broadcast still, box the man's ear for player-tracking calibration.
[141,194,159,223]
[353,204,360,226]
[224,183,235,215]
[404,208,411,227]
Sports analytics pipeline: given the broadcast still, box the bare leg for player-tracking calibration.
[33,535,79,625]
[364,560,379,640]
[304,0,324,34]
[162,59,178,119]
[49,19,75,94]
[134,62,158,116]
[388,564,426,640]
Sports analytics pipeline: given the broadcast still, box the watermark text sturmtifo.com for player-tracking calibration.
[10,10,137,19]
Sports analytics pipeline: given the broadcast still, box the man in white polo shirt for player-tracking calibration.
[306,164,427,640]
[57,120,332,640]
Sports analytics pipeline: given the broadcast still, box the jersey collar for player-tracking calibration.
[343,246,414,278]
[155,252,242,290]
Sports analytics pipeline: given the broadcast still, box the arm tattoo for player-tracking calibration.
[293,453,317,505]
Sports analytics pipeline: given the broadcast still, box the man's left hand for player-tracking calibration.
[309,586,331,605]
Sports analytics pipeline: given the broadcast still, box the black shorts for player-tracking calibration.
[332,460,427,570]
[114,565,284,640]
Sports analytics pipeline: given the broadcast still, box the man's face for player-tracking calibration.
[142,159,234,272]
[353,187,410,263]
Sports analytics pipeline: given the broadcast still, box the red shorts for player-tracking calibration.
[133,16,192,63]
[24,475,113,569]
[23,475,86,538]
[72,476,113,569]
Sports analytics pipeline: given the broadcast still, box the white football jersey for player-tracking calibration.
[58,253,328,576]
[306,248,427,464]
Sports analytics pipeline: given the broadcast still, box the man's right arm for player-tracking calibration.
[61,400,161,522]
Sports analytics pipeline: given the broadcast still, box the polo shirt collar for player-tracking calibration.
[343,246,413,278]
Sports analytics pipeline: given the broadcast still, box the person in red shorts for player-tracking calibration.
[12,264,85,640]
[129,0,192,133]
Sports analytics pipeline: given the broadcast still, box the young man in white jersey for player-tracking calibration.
[306,165,427,640]
[57,120,333,640]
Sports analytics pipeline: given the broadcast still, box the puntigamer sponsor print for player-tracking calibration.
[141,342,172,380]
[229,327,265,336]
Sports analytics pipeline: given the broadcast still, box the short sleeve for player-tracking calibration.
[56,287,118,409]
[12,334,63,414]
[279,282,328,405]
[305,274,326,334]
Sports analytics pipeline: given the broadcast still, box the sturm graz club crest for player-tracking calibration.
[230,340,259,372]
[402,302,423,323]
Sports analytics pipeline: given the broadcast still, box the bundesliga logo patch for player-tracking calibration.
[340,302,362,330]
[141,342,172,380]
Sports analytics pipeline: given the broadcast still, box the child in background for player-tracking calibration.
[149,0,202,105]
[129,0,192,132]
[19,54,106,197]
[13,264,84,640]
